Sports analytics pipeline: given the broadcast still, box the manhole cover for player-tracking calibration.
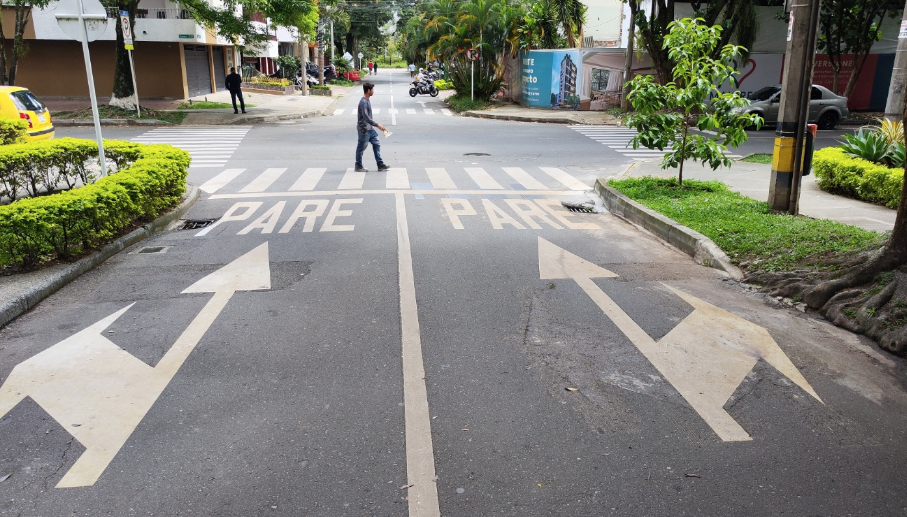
[464,152,490,156]
[136,246,168,254]
[179,219,217,230]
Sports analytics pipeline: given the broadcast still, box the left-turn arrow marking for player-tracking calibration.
[0,243,271,487]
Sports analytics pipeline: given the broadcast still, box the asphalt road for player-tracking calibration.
[1,70,906,516]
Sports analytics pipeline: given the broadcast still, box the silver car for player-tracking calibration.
[739,84,850,130]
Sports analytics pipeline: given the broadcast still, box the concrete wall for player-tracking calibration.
[12,40,185,98]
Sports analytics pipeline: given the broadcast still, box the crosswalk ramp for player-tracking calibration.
[198,165,591,195]
[132,126,252,169]
[569,125,743,161]
[333,107,452,117]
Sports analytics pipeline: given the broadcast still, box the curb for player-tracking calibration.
[593,179,743,280]
[463,111,581,124]
[54,118,172,127]
[0,185,200,328]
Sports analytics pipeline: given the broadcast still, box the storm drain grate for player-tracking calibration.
[136,246,168,254]
[464,152,490,156]
[565,205,595,213]
[179,219,217,230]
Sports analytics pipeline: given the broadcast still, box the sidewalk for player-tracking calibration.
[612,159,895,233]
[464,103,622,125]
[47,86,352,126]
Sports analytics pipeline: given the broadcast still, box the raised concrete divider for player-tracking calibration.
[0,186,200,328]
[593,179,743,280]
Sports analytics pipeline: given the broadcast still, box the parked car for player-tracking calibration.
[737,84,849,130]
[0,86,54,142]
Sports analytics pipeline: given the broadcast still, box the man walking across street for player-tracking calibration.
[225,67,245,114]
[355,81,389,172]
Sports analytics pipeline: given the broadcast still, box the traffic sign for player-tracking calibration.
[358,52,363,59]
[55,0,108,42]
[466,48,479,61]
[119,9,133,49]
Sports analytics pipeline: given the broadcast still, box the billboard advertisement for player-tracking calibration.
[521,50,583,109]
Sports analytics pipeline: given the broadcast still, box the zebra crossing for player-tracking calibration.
[198,165,591,195]
[569,125,743,161]
[132,127,252,169]
[332,107,452,117]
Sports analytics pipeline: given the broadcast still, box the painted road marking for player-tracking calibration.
[132,126,251,168]
[200,168,245,194]
[465,167,504,189]
[423,108,434,115]
[0,244,271,487]
[239,168,287,193]
[540,167,591,190]
[569,125,743,161]
[386,168,410,189]
[537,237,822,441]
[406,108,417,115]
[441,108,452,116]
[426,168,456,190]
[289,168,327,191]
[503,166,548,190]
[396,193,441,517]
[334,109,345,115]
[339,168,366,189]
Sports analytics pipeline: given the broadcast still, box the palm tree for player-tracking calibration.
[550,0,584,48]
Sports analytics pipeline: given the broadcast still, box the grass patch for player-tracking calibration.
[446,92,488,113]
[607,176,885,272]
[53,105,186,124]
[177,101,255,110]
[742,153,773,164]
[329,78,355,87]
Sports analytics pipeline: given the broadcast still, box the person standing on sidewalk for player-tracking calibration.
[409,63,415,77]
[355,81,389,172]
[225,67,246,114]
[373,61,378,75]
[368,61,373,75]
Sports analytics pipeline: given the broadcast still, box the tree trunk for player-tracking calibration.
[884,0,907,120]
[621,3,635,112]
[110,2,140,110]
[842,51,870,100]
[0,8,8,85]
[8,5,30,86]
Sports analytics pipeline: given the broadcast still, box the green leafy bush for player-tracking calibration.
[0,119,28,145]
[840,129,891,165]
[448,56,503,101]
[446,92,487,112]
[433,79,454,90]
[329,78,354,87]
[813,147,903,209]
[0,140,189,268]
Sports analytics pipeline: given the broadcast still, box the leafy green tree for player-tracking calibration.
[0,0,55,85]
[626,18,762,186]
[817,0,901,97]
[550,0,584,48]
[625,0,778,85]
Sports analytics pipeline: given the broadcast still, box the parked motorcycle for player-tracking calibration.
[409,78,439,97]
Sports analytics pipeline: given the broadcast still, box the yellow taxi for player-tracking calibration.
[0,86,54,142]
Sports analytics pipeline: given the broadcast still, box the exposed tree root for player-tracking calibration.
[745,247,907,356]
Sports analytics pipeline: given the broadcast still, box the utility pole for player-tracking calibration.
[621,2,636,112]
[884,2,907,121]
[767,0,821,214]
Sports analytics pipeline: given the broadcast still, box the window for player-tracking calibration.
[591,68,610,92]
[9,91,45,112]
[811,87,822,100]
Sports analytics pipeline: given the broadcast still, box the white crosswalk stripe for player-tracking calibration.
[569,125,743,161]
[198,165,593,195]
[132,126,251,168]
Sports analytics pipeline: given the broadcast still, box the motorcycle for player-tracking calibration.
[409,77,439,97]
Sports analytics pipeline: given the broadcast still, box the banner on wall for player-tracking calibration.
[521,50,583,109]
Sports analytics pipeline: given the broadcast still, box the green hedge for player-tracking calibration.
[0,119,28,145]
[813,147,903,209]
[0,140,189,268]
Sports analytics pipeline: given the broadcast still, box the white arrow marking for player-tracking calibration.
[0,243,271,487]
[538,237,821,442]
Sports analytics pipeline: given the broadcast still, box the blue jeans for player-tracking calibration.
[355,129,383,166]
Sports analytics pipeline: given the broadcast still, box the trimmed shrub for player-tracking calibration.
[0,119,28,145]
[0,140,189,268]
[813,147,903,209]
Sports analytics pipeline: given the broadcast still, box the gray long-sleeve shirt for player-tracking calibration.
[357,96,378,133]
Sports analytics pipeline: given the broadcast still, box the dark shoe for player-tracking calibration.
[234,111,239,114]
[377,163,390,171]
[355,165,368,172]
[241,110,247,114]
